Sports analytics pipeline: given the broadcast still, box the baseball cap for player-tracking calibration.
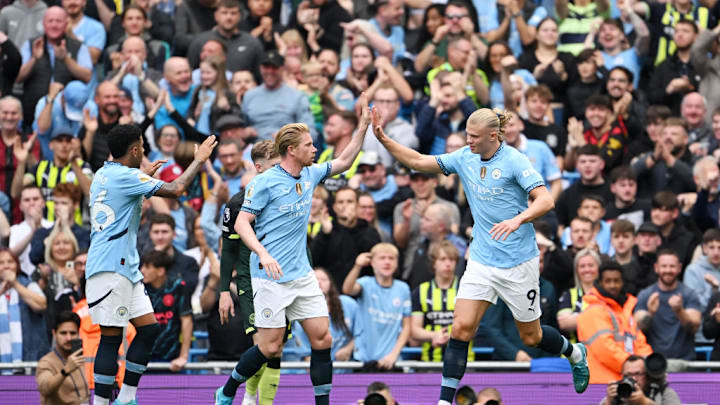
[50,125,76,141]
[215,114,246,133]
[159,163,183,183]
[637,221,660,235]
[410,169,435,179]
[260,50,285,67]
[357,150,380,167]
[62,81,90,122]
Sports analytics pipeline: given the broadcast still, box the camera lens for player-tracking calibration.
[617,379,635,398]
[645,353,667,379]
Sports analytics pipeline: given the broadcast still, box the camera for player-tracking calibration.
[617,377,636,398]
[615,353,668,402]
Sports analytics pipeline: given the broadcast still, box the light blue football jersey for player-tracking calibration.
[353,276,411,362]
[86,162,165,283]
[241,162,331,283]
[436,143,544,268]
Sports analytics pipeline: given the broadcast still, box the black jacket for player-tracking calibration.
[648,54,701,114]
[0,39,20,97]
[702,291,720,360]
[173,0,217,56]
[311,218,381,290]
[289,0,352,53]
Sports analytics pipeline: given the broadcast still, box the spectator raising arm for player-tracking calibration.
[342,252,370,297]
[9,133,37,200]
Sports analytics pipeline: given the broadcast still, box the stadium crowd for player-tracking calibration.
[2,0,720,401]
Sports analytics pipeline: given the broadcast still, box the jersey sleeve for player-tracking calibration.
[513,153,545,193]
[308,162,332,185]
[119,168,165,198]
[435,147,465,176]
[178,280,192,317]
[240,176,269,216]
[411,287,422,315]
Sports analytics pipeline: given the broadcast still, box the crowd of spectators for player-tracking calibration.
[2,0,720,400]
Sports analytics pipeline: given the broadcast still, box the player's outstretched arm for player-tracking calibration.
[371,107,442,174]
[331,92,371,176]
[155,135,218,198]
[234,210,283,280]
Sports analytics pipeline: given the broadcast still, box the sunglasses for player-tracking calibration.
[357,166,377,174]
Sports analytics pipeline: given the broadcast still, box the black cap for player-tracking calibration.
[260,50,284,67]
[215,114,246,133]
[637,221,660,235]
[410,169,435,179]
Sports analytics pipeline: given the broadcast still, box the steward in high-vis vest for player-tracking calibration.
[410,241,474,362]
[11,127,92,225]
[638,0,715,66]
[577,264,652,384]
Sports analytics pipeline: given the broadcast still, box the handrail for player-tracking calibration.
[2,361,720,372]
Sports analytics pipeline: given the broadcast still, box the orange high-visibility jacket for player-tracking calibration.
[73,299,137,389]
[577,288,653,384]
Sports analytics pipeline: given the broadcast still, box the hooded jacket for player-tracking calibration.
[685,255,720,310]
[577,286,653,384]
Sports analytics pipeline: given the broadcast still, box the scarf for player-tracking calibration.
[0,288,23,364]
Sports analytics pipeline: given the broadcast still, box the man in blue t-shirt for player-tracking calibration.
[634,250,702,360]
[215,95,372,405]
[342,243,411,366]
[370,107,591,405]
[85,124,216,405]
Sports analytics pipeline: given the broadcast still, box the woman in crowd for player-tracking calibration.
[338,43,377,99]
[189,55,238,135]
[241,0,282,50]
[518,17,576,122]
[149,125,180,170]
[37,217,79,340]
[557,248,601,342]
[0,248,49,362]
[485,41,536,109]
[186,215,220,313]
[357,192,391,243]
[288,268,360,362]
[411,4,445,62]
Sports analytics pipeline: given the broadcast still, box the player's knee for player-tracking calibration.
[311,330,332,350]
[259,339,283,358]
[520,330,542,347]
[451,319,476,341]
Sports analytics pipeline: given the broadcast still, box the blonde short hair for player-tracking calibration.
[370,242,399,258]
[275,123,310,156]
[467,108,513,142]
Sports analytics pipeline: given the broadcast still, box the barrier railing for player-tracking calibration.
[2,361,720,373]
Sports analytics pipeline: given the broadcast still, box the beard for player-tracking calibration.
[102,104,119,117]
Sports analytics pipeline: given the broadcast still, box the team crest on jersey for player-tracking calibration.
[116,306,128,318]
[246,185,254,198]
[295,182,303,195]
[480,167,487,179]
[492,169,501,179]
[261,308,273,319]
